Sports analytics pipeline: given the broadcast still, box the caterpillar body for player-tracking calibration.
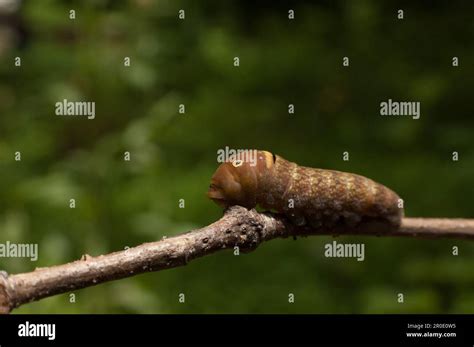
[207,150,403,228]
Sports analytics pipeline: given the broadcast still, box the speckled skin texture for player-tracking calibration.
[208,150,403,228]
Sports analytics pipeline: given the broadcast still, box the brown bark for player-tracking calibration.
[1,206,473,314]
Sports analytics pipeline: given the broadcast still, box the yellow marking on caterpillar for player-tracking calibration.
[262,151,274,169]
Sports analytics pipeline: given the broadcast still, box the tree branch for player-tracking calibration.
[1,206,473,314]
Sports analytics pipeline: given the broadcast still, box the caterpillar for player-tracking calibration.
[207,150,403,228]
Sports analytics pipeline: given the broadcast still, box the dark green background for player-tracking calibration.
[0,0,473,313]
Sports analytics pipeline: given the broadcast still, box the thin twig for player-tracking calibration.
[0,206,473,313]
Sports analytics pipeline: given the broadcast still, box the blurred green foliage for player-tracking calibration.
[0,0,473,313]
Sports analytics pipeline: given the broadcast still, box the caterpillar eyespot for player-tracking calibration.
[207,150,404,228]
[232,159,243,167]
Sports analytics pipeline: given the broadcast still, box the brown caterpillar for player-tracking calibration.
[207,150,403,228]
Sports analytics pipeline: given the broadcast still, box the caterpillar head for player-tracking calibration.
[207,150,275,208]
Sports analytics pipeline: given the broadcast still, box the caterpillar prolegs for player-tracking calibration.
[207,150,403,228]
